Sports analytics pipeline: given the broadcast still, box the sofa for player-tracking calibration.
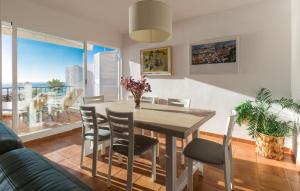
[0,122,91,191]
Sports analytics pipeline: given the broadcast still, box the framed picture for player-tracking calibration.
[190,37,239,74]
[140,46,172,76]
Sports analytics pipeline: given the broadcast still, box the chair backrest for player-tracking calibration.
[127,95,155,104]
[223,111,237,148]
[141,96,155,104]
[83,95,104,104]
[79,106,98,137]
[167,98,191,108]
[106,108,134,148]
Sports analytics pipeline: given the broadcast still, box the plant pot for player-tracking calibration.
[255,132,285,161]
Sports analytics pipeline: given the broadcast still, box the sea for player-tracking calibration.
[2,82,51,88]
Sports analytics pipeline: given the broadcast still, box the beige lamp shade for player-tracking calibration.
[129,0,172,43]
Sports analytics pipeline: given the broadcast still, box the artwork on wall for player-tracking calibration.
[190,37,239,74]
[140,46,172,76]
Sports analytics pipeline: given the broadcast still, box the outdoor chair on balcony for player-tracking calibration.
[50,88,83,120]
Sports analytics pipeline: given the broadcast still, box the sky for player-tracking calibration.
[2,34,114,83]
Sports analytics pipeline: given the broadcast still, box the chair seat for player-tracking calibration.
[97,123,110,130]
[112,135,158,156]
[183,138,225,165]
[84,129,110,141]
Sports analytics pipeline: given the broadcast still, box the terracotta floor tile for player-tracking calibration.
[285,168,300,183]
[26,130,300,191]
[289,180,300,191]
[258,173,292,191]
[134,175,162,191]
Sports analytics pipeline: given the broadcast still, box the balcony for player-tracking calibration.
[2,84,82,135]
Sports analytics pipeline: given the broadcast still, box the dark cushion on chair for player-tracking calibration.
[0,148,91,191]
[112,135,158,156]
[84,128,110,141]
[0,122,23,155]
[183,138,225,165]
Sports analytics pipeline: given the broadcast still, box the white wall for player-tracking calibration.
[291,0,300,164]
[1,0,122,49]
[292,0,300,101]
[122,0,291,142]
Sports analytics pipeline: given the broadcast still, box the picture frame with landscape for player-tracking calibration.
[190,37,239,74]
[140,46,172,76]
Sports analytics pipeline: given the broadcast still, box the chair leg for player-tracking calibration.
[100,143,106,156]
[150,131,154,137]
[187,158,193,191]
[224,147,232,191]
[127,154,134,191]
[155,133,160,157]
[107,146,113,187]
[151,145,157,181]
[92,140,98,177]
[229,146,234,190]
[181,139,186,165]
[118,153,123,164]
[141,129,145,135]
[224,163,231,191]
[198,162,204,176]
[80,139,85,168]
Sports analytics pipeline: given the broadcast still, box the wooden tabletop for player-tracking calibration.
[88,101,215,138]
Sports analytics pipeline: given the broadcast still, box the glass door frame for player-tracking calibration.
[1,22,122,135]
[85,41,122,100]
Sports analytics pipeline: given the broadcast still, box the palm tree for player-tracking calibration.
[48,79,64,92]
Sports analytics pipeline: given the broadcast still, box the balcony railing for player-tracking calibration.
[2,86,72,102]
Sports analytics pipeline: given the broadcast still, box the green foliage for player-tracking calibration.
[48,79,64,88]
[235,88,299,138]
[48,79,64,92]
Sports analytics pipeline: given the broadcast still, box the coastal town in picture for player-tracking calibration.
[191,40,237,65]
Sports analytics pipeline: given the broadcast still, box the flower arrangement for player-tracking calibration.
[120,76,151,108]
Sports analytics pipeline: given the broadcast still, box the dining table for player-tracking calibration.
[88,100,215,191]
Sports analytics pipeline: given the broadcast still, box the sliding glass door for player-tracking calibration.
[1,22,121,136]
[16,28,85,134]
[1,23,13,128]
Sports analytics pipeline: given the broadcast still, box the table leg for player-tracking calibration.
[166,135,176,191]
[193,130,203,175]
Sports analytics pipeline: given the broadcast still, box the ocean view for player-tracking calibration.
[2,82,61,88]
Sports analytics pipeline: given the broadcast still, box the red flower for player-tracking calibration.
[120,76,152,98]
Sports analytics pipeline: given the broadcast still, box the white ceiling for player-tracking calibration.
[27,0,263,34]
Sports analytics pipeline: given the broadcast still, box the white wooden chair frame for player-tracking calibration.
[106,108,157,191]
[186,112,236,191]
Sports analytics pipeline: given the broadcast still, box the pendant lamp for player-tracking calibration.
[129,0,172,43]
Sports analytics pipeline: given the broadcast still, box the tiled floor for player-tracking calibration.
[25,130,300,191]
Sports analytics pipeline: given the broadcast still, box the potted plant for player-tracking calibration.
[235,88,300,160]
[120,76,152,109]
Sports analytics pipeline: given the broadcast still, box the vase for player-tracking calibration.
[134,96,141,109]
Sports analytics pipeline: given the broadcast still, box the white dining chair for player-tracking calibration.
[167,98,191,165]
[106,108,158,191]
[79,106,110,177]
[83,95,105,104]
[127,95,155,104]
[183,112,237,191]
